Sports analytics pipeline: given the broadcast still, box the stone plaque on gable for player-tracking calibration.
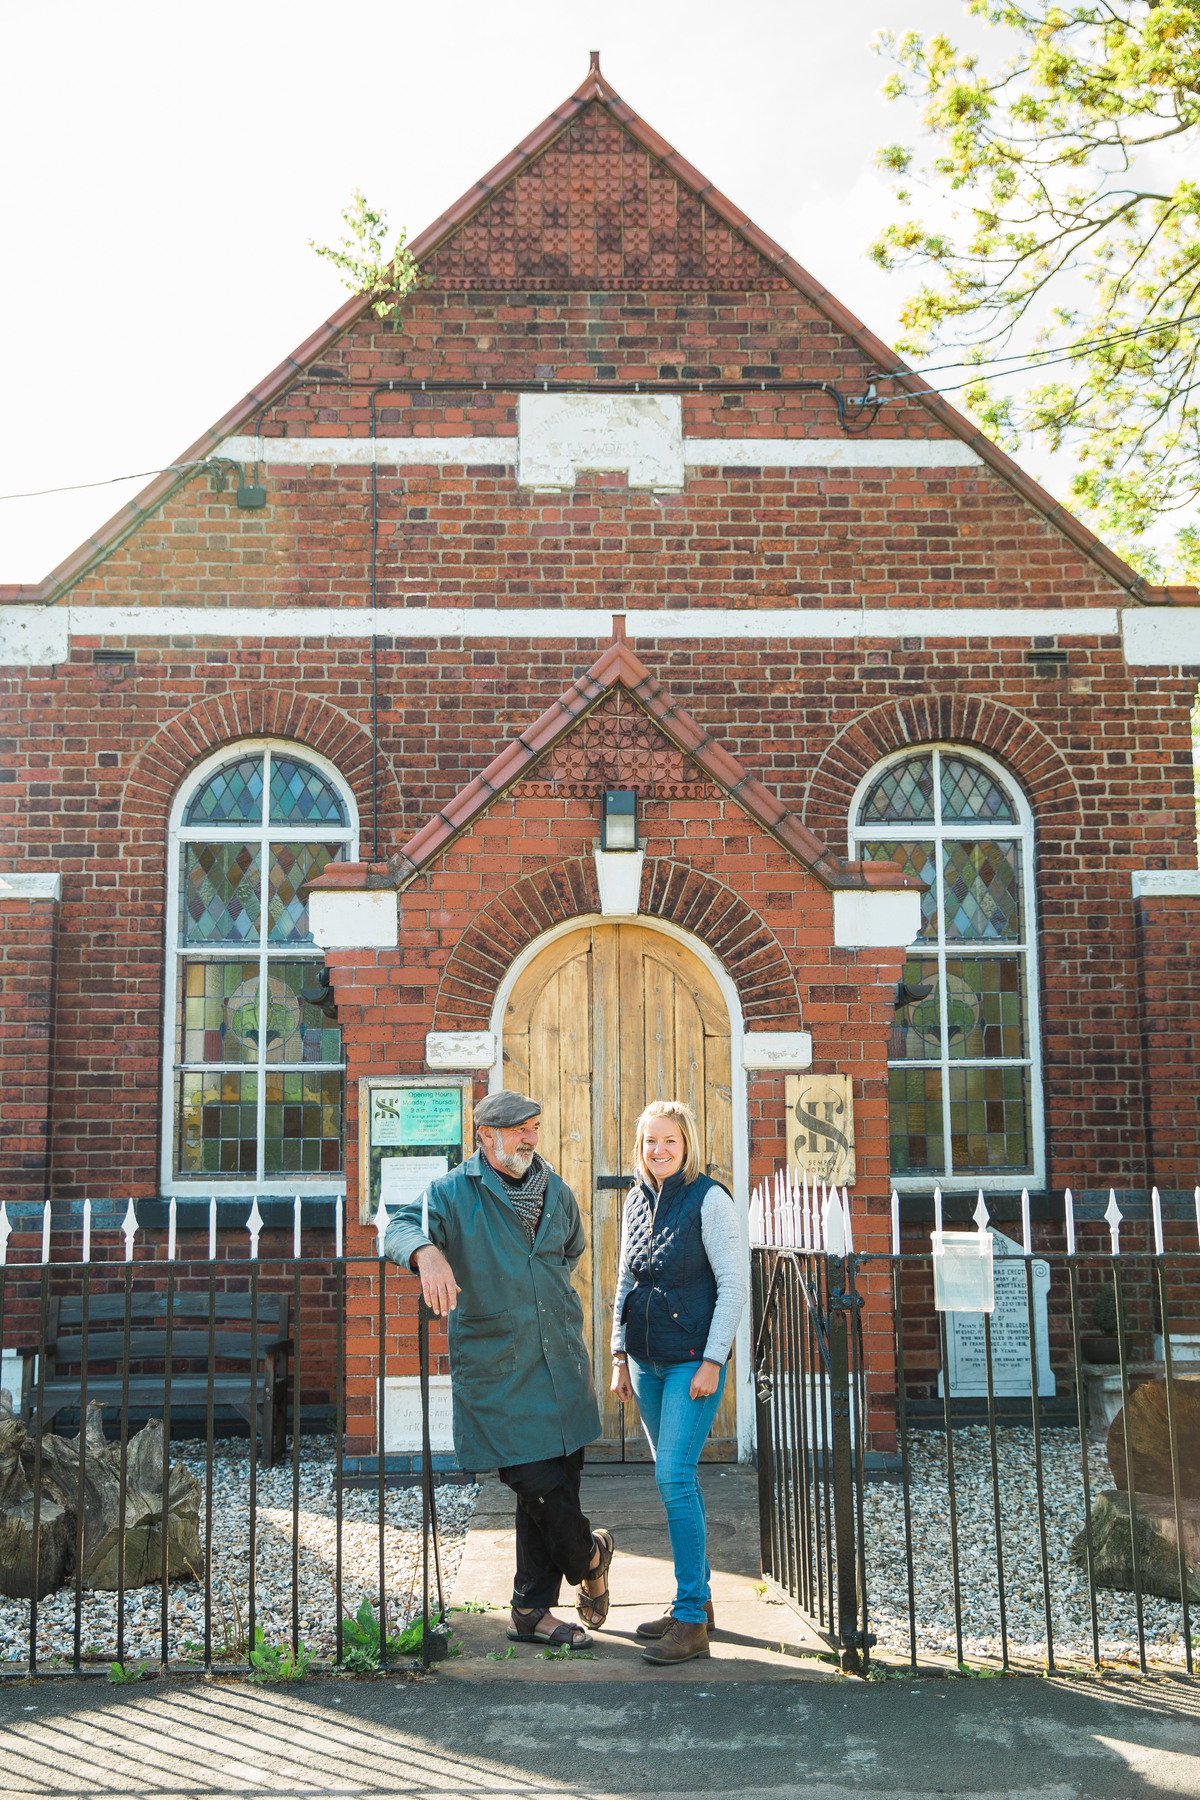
[941,1228,1056,1398]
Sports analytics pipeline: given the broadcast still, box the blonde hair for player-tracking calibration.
[632,1099,702,1186]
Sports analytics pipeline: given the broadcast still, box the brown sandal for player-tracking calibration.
[507,1607,593,1649]
[576,1528,615,1630]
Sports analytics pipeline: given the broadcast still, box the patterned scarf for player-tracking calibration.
[496,1153,550,1245]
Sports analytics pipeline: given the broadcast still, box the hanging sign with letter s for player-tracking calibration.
[785,1074,855,1186]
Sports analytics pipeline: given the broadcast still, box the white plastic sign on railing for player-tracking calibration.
[932,1228,995,1313]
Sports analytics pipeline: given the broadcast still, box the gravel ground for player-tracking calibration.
[862,1425,1194,1671]
[0,1437,478,1670]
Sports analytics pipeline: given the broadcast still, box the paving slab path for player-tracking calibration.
[0,1670,1198,1797]
[440,1462,834,1681]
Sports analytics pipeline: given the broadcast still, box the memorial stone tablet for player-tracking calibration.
[941,1228,1056,1398]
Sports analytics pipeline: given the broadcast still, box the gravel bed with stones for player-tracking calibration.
[861,1425,1193,1671]
[0,1437,478,1670]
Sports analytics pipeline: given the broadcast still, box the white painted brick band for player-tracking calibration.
[1122,609,1200,666]
[0,609,68,665]
[0,604,1124,663]
[0,871,62,901]
[1131,869,1200,898]
[833,889,923,949]
[308,889,397,950]
[219,432,983,473]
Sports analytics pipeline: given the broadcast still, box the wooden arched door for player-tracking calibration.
[503,923,736,1459]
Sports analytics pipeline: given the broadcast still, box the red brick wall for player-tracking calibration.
[0,894,58,1209]
[1135,889,1200,1186]
[324,777,906,1453]
[5,636,1192,1208]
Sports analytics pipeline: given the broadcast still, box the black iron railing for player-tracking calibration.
[751,1176,1200,1677]
[0,1196,449,1679]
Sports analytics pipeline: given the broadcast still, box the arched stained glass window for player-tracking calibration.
[165,743,356,1195]
[851,747,1042,1188]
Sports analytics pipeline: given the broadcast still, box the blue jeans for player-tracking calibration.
[627,1355,727,1624]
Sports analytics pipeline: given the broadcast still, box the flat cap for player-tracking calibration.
[475,1089,541,1128]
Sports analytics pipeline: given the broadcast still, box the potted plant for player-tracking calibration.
[1081,1280,1123,1364]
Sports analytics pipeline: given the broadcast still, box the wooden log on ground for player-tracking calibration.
[1071,1489,1200,1605]
[1107,1374,1200,1498]
[0,1394,72,1600]
[30,1402,203,1592]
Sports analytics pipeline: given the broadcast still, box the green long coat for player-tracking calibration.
[383,1149,602,1471]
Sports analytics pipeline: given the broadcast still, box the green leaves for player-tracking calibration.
[874,0,1200,577]
[339,1598,448,1671]
[248,1626,311,1683]
[309,190,419,318]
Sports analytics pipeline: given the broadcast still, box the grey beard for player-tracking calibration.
[493,1146,536,1179]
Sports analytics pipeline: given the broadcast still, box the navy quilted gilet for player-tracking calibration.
[621,1170,718,1364]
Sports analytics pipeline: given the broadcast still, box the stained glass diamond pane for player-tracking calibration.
[178,1071,259,1176]
[888,1067,944,1173]
[890,957,941,1060]
[267,843,341,942]
[948,1065,1031,1171]
[182,961,259,1063]
[861,841,938,938]
[183,756,264,825]
[183,844,261,944]
[860,755,934,823]
[269,756,348,825]
[944,957,1027,1059]
[943,841,1021,941]
[940,756,1015,823]
[263,1070,344,1175]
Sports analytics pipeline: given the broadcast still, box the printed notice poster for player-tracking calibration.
[371,1086,463,1148]
[380,1154,449,1211]
[361,1078,469,1224]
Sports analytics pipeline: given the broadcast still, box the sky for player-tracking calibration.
[1,0,1011,585]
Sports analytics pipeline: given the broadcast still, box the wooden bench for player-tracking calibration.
[20,1291,292,1468]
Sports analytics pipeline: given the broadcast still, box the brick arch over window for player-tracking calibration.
[802,695,1083,843]
[433,855,802,1030]
[118,688,401,848]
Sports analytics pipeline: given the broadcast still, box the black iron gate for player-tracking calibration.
[751,1244,873,1672]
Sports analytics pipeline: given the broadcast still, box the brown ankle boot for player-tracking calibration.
[635,1601,715,1641]
[641,1619,711,1665]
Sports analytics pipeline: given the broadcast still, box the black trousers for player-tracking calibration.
[496,1448,594,1612]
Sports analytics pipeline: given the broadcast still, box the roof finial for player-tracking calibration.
[589,50,602,74]
[611,611,627,642]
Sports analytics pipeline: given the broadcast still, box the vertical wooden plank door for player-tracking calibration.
[503,923,737,1460]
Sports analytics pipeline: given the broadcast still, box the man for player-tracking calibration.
[384,1088,613,1649]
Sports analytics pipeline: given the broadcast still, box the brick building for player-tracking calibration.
[2,57,1198,1461]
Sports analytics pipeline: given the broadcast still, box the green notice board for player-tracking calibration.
[359,1077,470,1224]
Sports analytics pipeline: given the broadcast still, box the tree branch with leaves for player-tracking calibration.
[309,189,419,318]
[872,1,1200,580]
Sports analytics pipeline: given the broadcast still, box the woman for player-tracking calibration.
[610,1099,748,1665]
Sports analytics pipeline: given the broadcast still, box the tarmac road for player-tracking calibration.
[0,1671,1198,1798]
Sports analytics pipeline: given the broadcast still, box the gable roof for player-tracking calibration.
[312,627,917,895]
[4,53,1184,606]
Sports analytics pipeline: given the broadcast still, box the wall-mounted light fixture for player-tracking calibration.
[600,788,638,852]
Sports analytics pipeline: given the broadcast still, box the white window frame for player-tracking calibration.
[848,743,1045,1193]
[160,739,358,1198]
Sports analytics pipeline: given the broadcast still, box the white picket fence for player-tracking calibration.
[749,1174,1200,1260]
[748,1170,854,1254]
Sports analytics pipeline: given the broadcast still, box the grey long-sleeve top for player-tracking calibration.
[610,1181,748,1366]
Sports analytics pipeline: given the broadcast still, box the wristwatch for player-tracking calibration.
[611,1353,628,1365]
